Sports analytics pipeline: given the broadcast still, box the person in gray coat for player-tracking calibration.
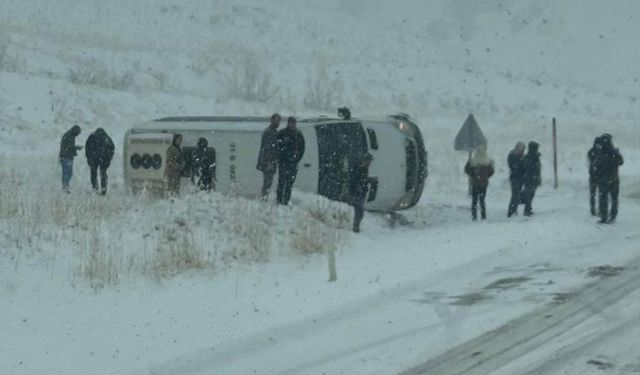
[256,113,281,198]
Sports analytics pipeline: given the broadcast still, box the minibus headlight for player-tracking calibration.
[396,122,412,135]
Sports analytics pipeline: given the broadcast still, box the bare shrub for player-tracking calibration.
[1,164,347,289]
[303,60,344,110]
[77,227,121,289]
[0,33,23,72]
[305,198,351,229]
[192,44,281,103]
[147,219,207,280]
[290,218,342,255]
[68,56,138,91]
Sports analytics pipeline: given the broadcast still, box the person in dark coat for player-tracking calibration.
[507,141,526,217]
[84,128,115,195]
[587,136,603,216]
[256,113,281,198]
[165,134,184,196]
[593,134,623,223]
[193,137,215,191]
[464,145,495,221]
[349,153,373,233]
[59,124,82,192]
[521,141,541,216]
[276,117,305,205]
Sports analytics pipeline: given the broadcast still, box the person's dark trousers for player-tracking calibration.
[522,184,537,215]
[200,174,213,191]
[508,179,523,217]
[261,168,276,197]
[276,163,298,205]
[598,180,619,223]
[90,164,108,195]
[352,195,366,232]
[589,178,598,216]
[471,186,487,220]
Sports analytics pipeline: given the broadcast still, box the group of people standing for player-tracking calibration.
[256,114,306,206]
[59,125,115,194]
[164,134,216,195]
[463,135,623,223]
[463,141,541,221]
[507,141,542,218]
[257,113,372,232]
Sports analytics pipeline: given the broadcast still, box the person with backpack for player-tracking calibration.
[59,124,82,193]
[593,134,623,223]
[521,141,542,216]
[85,128,115,195]
[464,145,495,221]
[276,117,305,205]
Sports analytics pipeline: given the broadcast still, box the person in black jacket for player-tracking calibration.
[587,136,603,216]
[193,137,215,191]
[85,128,115,195]
[276,117,305,205]
[349,153,372,233]
[256,113,281,198]
[593,134,624,224]
[507,141,526,217]
[59,125,82,192]
[521,141,541,216]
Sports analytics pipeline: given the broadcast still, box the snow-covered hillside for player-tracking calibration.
[1,1,639,374]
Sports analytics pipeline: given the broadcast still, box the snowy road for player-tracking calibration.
[142,221,640,375]
[401,254,640,375]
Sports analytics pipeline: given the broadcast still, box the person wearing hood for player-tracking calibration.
[85,128,115,195]
[507,141,526,217]
[521,141,542,216]
[165,134,185,196]
[593,133,623,223]
[587,136,603,216]
[464,145,495,221]
[59,124,82,192]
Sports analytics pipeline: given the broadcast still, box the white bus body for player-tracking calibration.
[123,115,427,211]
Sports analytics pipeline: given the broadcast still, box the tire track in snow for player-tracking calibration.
[399,253,640,375]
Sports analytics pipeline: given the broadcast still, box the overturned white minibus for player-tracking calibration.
[123,113,427,211]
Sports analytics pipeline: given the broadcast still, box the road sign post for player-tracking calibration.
[553,118,558,189]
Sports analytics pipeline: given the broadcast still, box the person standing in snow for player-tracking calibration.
[193,137,215,191]
[58,124,82,193]
[276,117,305,205]
[593,133,623,224]
[587,136,603,216]
[349,153,373,233]
[256,113,281,198]
[464,145,495,221]
[84,128,115,195]
[521,141,542,216]
[165,134,184,196]
[507,141,526,217]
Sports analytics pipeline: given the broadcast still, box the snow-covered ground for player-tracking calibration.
[1,1,639,374]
